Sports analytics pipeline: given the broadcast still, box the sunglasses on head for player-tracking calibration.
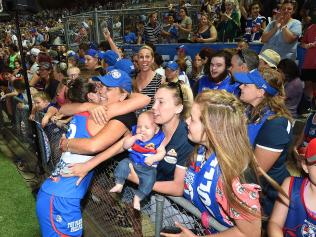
[167,82,184,102]
[237,49,247,64]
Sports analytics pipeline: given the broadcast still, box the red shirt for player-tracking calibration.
[302,24,316,69]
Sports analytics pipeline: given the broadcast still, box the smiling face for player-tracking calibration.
[138,48,154,72]
[280,3,295,20]
[34,97,49,111]
[200,15,209,26]
[152,87,182,125]
[251,4,260,18]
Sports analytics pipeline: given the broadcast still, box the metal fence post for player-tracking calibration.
[94,9,100,44]
[64,19,70,48]
[154,194,165,237]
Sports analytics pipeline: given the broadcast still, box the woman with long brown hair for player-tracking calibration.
[234,68,293,217]
[161,89,262,236]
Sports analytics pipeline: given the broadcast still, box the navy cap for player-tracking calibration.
[234,69,278,96]
[165,61,179,71]
[95,69,132,93]
[85,49,98,58]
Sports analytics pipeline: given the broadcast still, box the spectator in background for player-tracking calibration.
[143,12,162,44]
[192,13,217,43]
[242,1,266,42]
[77,43,89,69]
[278,58,303,119]
[161,14,178,43]
[200,0,222,24]
[33,29,45,46]
[300,0,316,28]
[300,19,316,108]
[173,45,192,79]
[197,50,240,96]
[190,53,205,87]
[176,7,193,43]
[8,44,19,70]
[230,48,259,74]
[258,48,281,70]
[217,0,241,42]
[261,0,302,60]
[27,48,40,81]
[123,25,137,44]
[236,39,249,50]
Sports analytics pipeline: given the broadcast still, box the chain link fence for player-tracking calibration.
[64,5,201,48]
[0,97,214,237]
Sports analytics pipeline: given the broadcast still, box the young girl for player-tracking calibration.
[268,138,316,237]
[29,92,58,128]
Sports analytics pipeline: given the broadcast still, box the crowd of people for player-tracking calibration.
[0,0,316,236]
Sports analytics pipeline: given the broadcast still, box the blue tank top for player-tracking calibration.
[197,27,211,39]
[284,177,316,237]
[129,126,165,167]
[183,146,233,233]
[197,75,240,96]
[41,112,94,199]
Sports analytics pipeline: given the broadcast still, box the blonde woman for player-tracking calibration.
[193,13,217,43]
[234,68,293,216]
[134,45,163,112]
[162,89,262,236]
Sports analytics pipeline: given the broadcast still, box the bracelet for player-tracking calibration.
[281,25,287,31]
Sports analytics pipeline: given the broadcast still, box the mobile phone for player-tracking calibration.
[160,226,182,235]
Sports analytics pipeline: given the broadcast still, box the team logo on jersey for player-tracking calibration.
[56,215,62,223]
[301,220,316,237]
[145,143,155,150]
[164,149,177,164]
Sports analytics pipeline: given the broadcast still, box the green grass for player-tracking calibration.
[0,152,41,237]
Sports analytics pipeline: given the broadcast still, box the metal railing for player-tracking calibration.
[0,97,221,237]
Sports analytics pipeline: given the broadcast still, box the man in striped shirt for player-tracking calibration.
[144,12,162,44]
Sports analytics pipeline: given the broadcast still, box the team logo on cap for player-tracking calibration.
[110,69,121,79]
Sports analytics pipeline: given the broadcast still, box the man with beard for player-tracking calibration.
[195,50,240,96]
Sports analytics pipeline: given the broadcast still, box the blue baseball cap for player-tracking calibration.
[100,50,119,66]
[165,61,179,71]
[95,69,132,93]
[85,49,98,58]
[233,69,278,96]
[113,59,135,77]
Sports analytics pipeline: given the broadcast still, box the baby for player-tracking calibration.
[110,111,166,210]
